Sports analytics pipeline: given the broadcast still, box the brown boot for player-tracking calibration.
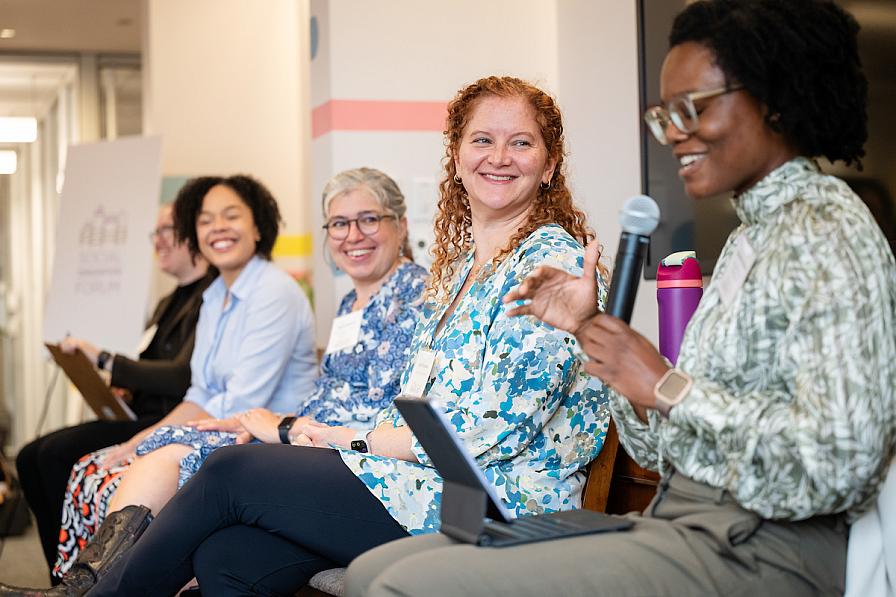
[0,505,152,596]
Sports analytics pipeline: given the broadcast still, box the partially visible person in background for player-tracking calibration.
[15,204,212,578]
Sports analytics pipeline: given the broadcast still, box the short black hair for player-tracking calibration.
[670,0,867,167]
[172,174,282,260]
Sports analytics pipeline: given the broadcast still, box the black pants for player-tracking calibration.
[90,444,410,597]
[15,417,162,569]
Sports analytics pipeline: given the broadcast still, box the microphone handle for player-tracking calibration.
[606,232,650,323]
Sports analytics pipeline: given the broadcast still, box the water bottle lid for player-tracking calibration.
[657,251,702,287]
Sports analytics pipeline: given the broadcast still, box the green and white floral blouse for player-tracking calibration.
[339,224,611,535]
[613,157,896,521]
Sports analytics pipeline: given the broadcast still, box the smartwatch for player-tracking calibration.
[350,430,373,454]
[653,368,693,418]
[96,350,113,372]
[278,416,297,444]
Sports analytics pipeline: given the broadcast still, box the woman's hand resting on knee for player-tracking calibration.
[101,430,149,467]
[236,408,312,445]
[187,415,245,433]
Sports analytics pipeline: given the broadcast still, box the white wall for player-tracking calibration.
[144,0,311,236]
[557,0,658,342]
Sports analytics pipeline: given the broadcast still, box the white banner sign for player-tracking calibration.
[43,136,162,357]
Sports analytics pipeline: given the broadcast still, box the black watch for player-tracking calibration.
[350,431,371,454]
[278,416,297,444]
[96,350,112,371]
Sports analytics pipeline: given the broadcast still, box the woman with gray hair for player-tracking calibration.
[17,167,427,597]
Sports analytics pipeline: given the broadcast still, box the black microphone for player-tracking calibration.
[605,195,660,323]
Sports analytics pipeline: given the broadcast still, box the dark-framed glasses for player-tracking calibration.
[323,212,396,240]
[149,225,175,243]
[643,84,743,145]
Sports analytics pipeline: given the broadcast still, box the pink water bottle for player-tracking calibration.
[657,251,703,365]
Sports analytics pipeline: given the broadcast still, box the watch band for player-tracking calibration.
[278,416,297,444]
[96,350,112,372]
[653,368,693,418]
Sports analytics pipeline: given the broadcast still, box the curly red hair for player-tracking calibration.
[428,76,597,301]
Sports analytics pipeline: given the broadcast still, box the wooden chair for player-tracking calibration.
[582,418,659,515]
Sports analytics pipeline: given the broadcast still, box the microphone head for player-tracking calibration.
[618,195,660,236]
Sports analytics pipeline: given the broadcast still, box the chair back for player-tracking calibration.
[581,418,659,515]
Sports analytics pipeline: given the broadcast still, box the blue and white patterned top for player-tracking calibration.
[298,261,428,427]
[339,224,611,536]
[184,255,318,417]
[137,261,428,487]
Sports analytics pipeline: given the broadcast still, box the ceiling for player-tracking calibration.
[0,0,888,60]
[0,0,140,119]
[0,0,141,54]
[0,62,75,118]
[0,0,891,117]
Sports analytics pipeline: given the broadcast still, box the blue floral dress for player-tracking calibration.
[339,224,611,536]
[135,261,428,487]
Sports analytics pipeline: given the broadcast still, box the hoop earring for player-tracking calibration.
[453,174,463,185]
[540,181,551,191]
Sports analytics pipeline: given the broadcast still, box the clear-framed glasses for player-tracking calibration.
[643,84,743,145]
[322,212,396,240]
[149,225,175,243]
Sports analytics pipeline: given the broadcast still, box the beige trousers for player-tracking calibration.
[347,471,847,597]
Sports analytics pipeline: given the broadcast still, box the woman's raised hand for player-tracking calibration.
[504,240,602,334]
[576,314,669,416]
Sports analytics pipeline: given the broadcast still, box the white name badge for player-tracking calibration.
[717,235,756,308]
[325,310,364,354]
[134,323,158,355]
[402,349,437,398]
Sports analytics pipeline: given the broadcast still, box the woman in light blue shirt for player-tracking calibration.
[50,174,317,578]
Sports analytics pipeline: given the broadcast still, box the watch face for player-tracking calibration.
[658,371,690,399]
[350,440,368,453]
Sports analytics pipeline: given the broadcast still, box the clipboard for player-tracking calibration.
[45,343,137,421]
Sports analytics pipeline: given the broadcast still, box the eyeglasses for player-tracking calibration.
[149,225,175,243]
[322,212,396,240]
[643,84,743,145]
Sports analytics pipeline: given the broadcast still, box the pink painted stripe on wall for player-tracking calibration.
[312,99,448,139]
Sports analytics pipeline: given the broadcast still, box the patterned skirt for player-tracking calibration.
[53,447,131,577]
[53,426,239,577]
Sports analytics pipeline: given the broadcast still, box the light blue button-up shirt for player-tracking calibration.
[183,255,317,418]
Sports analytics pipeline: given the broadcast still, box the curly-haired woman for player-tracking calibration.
[54,76,613,596]
[346,2,896,596]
